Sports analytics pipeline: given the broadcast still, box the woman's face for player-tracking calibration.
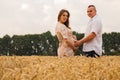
[59,12,68,23]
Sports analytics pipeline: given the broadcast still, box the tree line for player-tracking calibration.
[0,31,120,56]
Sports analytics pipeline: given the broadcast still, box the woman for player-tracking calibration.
[55,9,77,58]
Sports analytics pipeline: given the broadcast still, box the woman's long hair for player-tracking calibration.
[58,9,70,29]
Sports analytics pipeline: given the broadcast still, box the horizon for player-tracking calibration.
[1,30,120,38]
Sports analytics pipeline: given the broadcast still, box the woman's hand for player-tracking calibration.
[73,46,78,52]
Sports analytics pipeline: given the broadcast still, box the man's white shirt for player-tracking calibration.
[83,15,102,55]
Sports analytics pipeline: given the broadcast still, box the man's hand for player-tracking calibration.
[74,41,79,47]
[74,40,83,47]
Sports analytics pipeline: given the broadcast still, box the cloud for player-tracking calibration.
[0,0,120,37]
[20,3,29,10]
[54,0,67,5]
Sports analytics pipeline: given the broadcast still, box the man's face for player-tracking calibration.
[87,7,96,18]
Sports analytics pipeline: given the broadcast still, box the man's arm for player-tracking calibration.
[75,32,96,47]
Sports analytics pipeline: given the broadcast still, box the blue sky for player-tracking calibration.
[0,0,120,37]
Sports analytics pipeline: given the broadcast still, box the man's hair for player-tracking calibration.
[88,5,96,11]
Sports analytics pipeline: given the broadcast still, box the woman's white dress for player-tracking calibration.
[55,22,76,57]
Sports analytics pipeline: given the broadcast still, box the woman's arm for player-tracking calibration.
[56,32,63,42]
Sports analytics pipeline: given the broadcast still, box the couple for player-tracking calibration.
[55,5,102,58]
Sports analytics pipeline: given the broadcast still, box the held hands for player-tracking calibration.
[73,39,83,52]
[74,40,80,47]
[73,46,78,52]
[73,40,80,52]
[74,40,83,47]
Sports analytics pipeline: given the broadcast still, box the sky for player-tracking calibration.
[0,0,120,37]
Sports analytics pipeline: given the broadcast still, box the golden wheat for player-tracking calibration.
[0,56,120,80]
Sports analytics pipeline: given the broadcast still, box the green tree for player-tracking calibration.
[1,35,11,55]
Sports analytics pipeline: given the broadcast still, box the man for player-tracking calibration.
[75,5,102,57]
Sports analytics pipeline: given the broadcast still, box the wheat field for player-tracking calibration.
[0,56,120,80]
